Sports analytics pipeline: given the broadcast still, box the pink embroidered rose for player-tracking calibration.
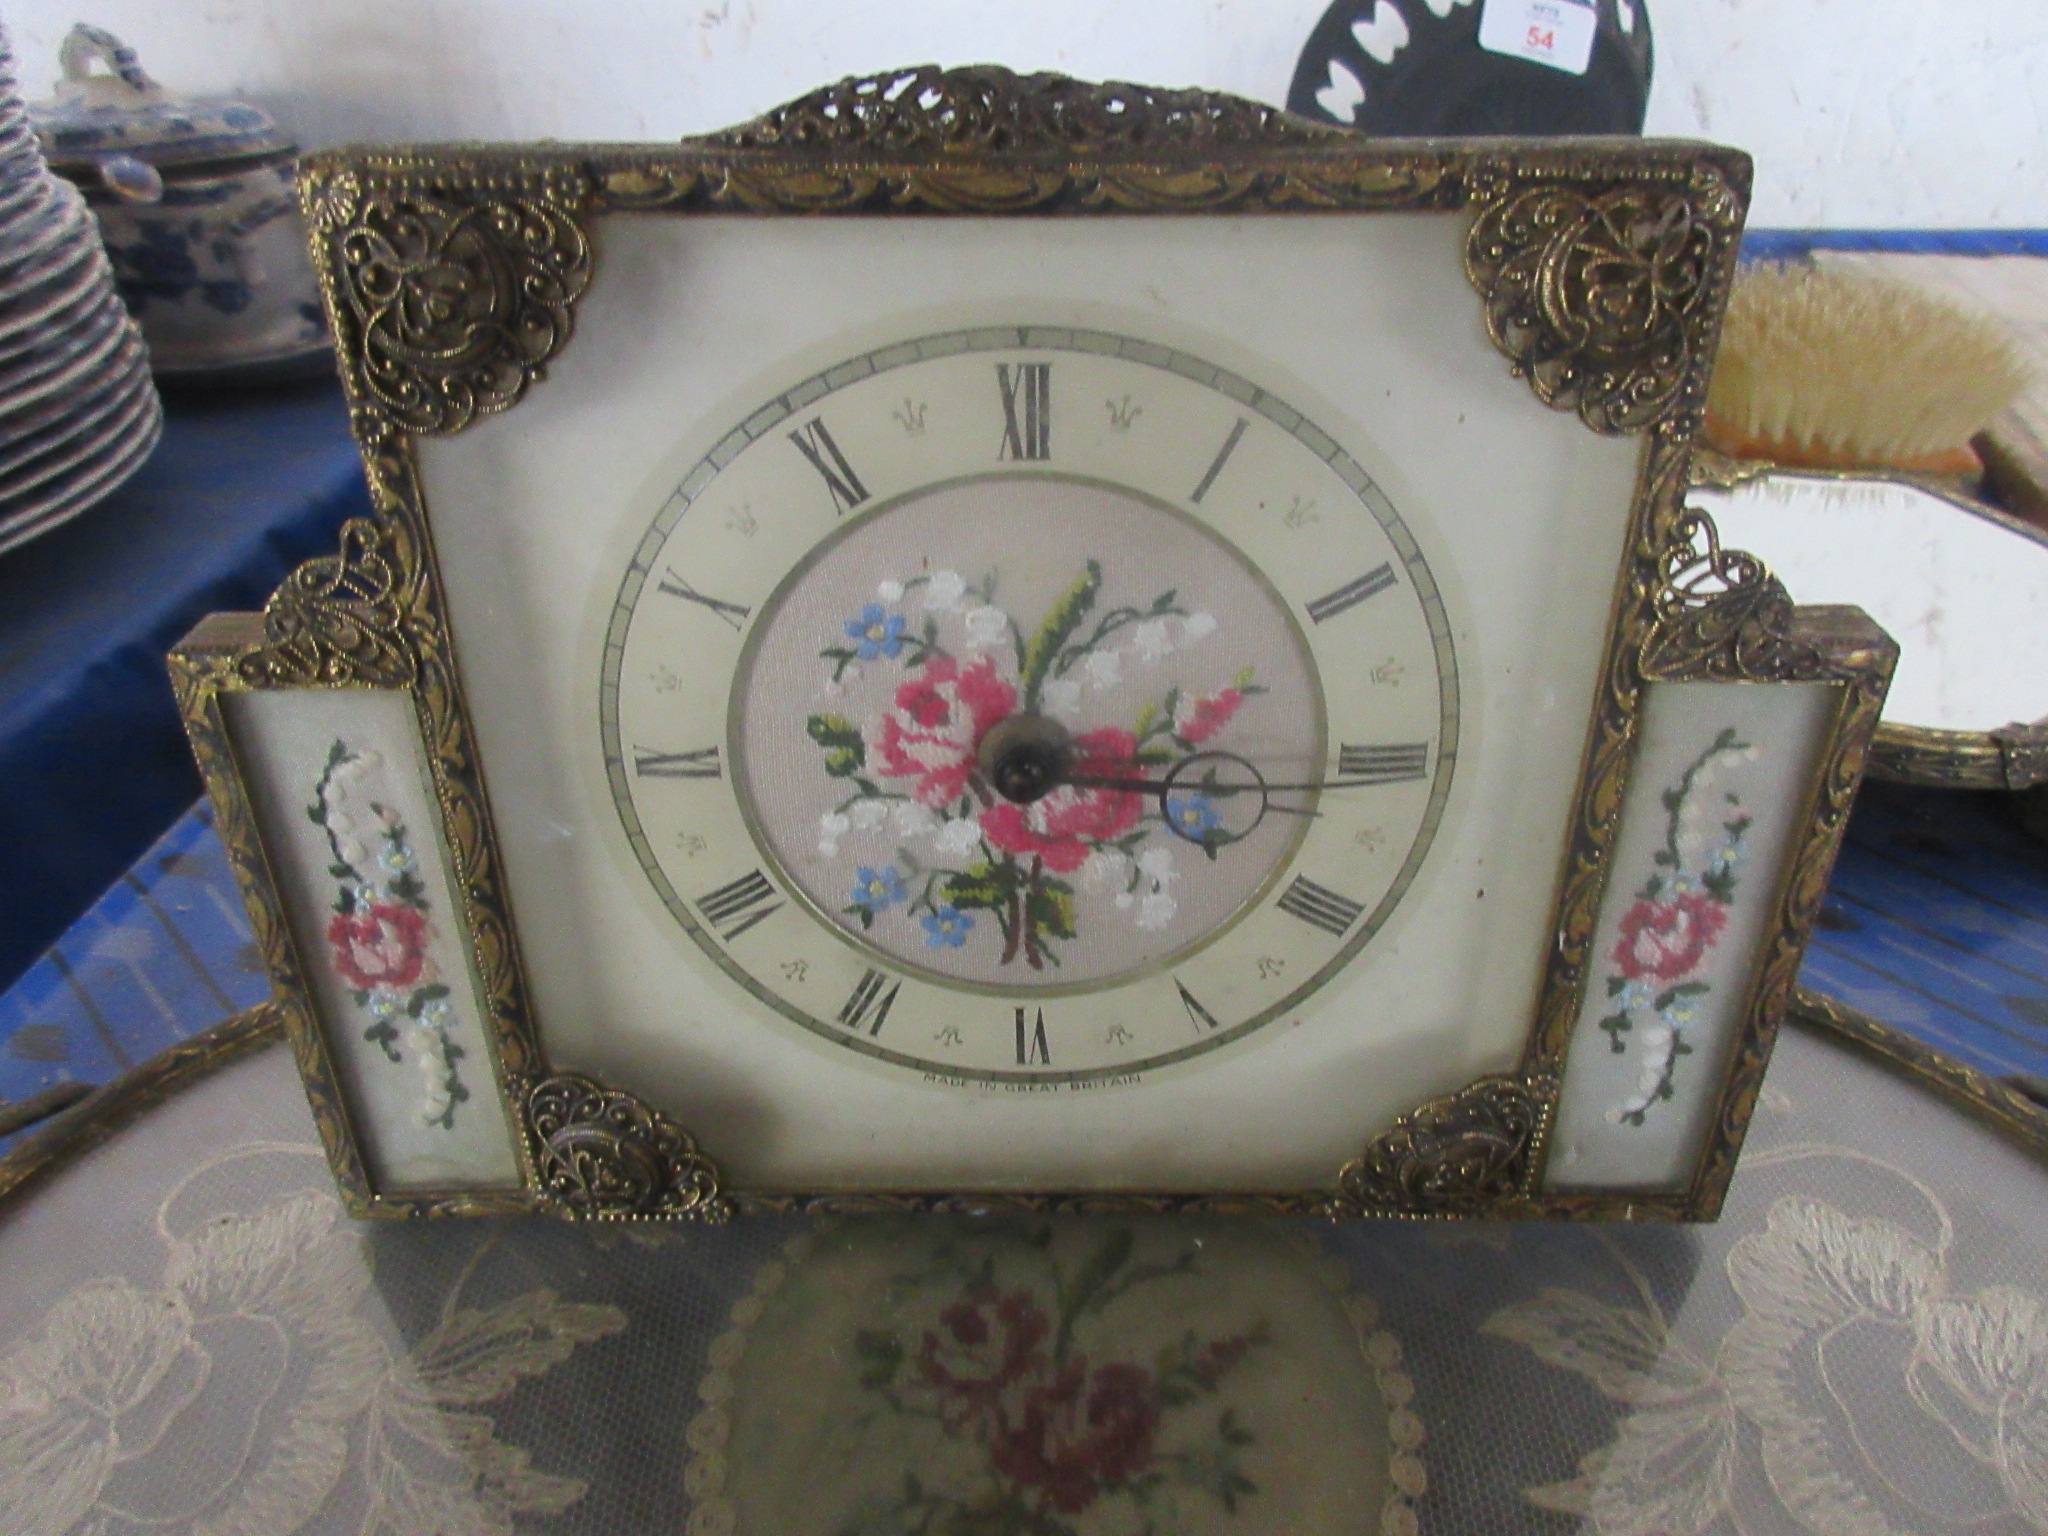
[870,655,1017,807]
[327,902,431,992]
[981,728,1145,874]
[1613,891,1727,982]
[990,1358,1159,1515]
[916,1286,1049,1435]
[1173,687,1243,745]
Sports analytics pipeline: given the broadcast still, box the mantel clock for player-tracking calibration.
[170,66,1894,1222]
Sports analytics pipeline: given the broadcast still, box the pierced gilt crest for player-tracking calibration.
[1641,509,1828,680]
[711,63,1342,156]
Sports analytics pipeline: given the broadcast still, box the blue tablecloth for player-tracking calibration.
[0,377,369,993]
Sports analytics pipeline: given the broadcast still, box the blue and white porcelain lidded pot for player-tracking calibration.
[30,25,329,380]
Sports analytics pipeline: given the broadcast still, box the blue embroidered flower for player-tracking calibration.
[922,906,973,948]
[851,865,908,912]
[1618,977,1657,1012]
[1166,792,1221,838]
[845,604,907,661]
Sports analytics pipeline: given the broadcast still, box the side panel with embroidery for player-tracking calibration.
[224,688,523,1192]
[1545,680,1838,1191]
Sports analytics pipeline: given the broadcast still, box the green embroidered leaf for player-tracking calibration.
[1606,975,1628,998]
[1021,560,1101,709]
[942,862,1011,911]
[1027,882,1077,942]
[806,713,866,777]
[1598,1013,1631,1050]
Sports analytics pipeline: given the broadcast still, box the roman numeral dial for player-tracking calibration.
[1306,564,1397,624]
[996,362,1051,461]
[1276,876,1366,937]
[1337,743,1429,784]
[696,869,784,941]
[633,745,721,779]
[604,325,1457,1085]
[789,417,870,514]
[657,570,750,631]
[838,969,902,1037]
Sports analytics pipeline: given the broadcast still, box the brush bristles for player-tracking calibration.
[1705,263,2030,468]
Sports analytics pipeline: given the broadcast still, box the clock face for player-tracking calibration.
[600,326,1458,1083]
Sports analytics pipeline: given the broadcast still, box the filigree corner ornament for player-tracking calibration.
[237,515,417,688]
[1640,508,1828,681]
[1326,1073,1553,1217]
[709,62,1342,157]
[1463,163,1742,435]
[302,162,595,436]
[527,1074,732,1223]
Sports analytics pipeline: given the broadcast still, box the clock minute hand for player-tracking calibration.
[1059,771,1386,797]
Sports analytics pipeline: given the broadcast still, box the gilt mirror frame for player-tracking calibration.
[169,67,1893,1223]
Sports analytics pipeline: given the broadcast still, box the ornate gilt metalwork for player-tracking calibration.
[711,64,1338,155]
[0,1004,284,1215]
[1640,509,1828,680]
[1790,986,2048,1169]
[299,165,593,436]
[1327,1075,1553,1217]
[1865,718,2048,791]
[239,514,415,688]
[528,1076,730,1222]
[1464,169,1744,435]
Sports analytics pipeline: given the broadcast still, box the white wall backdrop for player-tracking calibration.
[4,0,2043,228]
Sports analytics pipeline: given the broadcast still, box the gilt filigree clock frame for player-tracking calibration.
[170,66,1893,1224]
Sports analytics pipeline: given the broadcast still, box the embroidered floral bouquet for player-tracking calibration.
[804,560,1268,973]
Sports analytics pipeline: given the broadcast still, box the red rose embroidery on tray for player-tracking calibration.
[855,1230,1267,1526]
[991,1358,1160,1516]
[1612,890,1727,982]
[916,1286,1049,1435]
[981,728,1145,874]
[326,902,430,991]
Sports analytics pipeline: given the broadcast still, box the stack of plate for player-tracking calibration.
[0,26,159,556]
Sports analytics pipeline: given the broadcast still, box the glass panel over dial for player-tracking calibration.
[601,327,1458,1083]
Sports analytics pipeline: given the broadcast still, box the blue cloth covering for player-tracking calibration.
[1742,228,2048,262]
[0,377,369,993]
[0,800,269,1156]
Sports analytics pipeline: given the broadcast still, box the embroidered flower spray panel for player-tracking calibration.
[690,1218,1420,1535]
[1594,727,1759,1125]
[308,738,473,1132]
[735,480,1323,991]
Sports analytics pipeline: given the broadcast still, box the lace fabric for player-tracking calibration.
[1,1023,2044,1534]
